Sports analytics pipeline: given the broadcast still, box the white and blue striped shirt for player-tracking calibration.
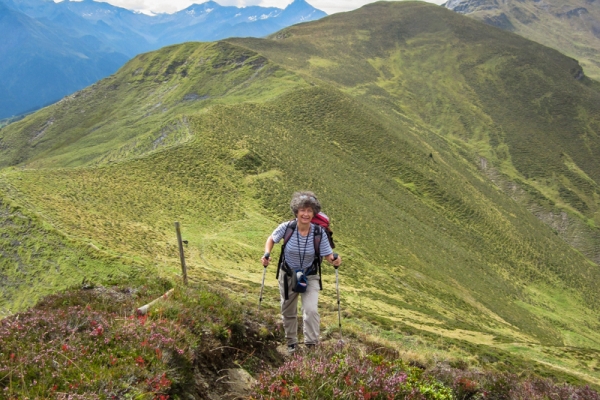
[272,220,333,272]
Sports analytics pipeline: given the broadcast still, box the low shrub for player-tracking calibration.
[251,344,453,399]
[0,280,283,399]
[252,345,600,400]
[430,364,600,400]
[0,291,194,398]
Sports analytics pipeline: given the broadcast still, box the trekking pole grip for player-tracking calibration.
[333,253,339,269]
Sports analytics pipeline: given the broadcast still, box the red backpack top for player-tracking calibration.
[311,212,335,249]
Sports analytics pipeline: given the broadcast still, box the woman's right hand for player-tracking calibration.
[261,253,270,267]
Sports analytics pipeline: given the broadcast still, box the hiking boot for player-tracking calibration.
[305,343,316,350]
[287,344,297,355]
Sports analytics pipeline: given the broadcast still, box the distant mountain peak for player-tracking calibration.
[444,0,498,14]
[184,1,221,11]
[285,0,321,9]
[198,0,220,7]
[278,0,327,23]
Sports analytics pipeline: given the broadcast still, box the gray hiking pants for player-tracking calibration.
[279,273,320,346]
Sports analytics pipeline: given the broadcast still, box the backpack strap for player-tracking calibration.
[312,224,323,291]
[283,220,298,245]
[277,221,325,299]
[313,224,322,259]
[276,221,297,300]
[276,220,297,279]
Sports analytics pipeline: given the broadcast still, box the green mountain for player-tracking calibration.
[444,0,600,81]
[232,0,600,265]
[1,0,600,386]
[0,0,327,119]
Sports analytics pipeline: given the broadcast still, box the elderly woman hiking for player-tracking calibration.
[261,191,342,354]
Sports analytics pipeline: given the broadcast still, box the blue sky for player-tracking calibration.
[88,0,445,15]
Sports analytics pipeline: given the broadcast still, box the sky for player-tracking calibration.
[89,0,446,16]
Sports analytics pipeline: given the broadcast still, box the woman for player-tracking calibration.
[261,191,342,353]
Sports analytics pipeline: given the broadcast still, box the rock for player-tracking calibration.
[483,13,516,31]
[183,93,209,101]
[226,368,256,397]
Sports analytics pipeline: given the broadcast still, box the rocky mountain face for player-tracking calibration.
[443,0,600,80]
[0,0,326,119]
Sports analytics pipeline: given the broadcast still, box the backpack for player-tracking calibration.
[311,212,335,249]
[276,213,334,300]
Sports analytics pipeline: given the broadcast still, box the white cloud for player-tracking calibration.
[309,0,445,14]
[89,0,445,15]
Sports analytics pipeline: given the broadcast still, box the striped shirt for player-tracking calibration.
[272,220,333,272]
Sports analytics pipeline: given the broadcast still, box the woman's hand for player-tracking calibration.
[261,253,271,267]
[262,236,275,267]
[326,253,341,268]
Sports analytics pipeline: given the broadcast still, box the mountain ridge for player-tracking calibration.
[0,0,327,119]
[443,0,600,80]
[229,0,600,264]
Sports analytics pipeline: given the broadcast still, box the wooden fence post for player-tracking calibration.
[175,221,188,285]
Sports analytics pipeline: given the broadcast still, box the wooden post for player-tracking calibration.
[175,222,188,285]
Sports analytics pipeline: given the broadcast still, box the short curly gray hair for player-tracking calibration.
[290,191,321,216]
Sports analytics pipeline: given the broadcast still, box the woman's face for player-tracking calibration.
[297,206,315,225]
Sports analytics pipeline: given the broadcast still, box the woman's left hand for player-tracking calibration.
[327,253,341,267]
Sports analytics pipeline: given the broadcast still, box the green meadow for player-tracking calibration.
[450,0,600,82]
[1,1,600,390]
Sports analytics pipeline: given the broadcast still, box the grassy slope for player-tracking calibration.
[230,1,600,263]
[453,0,600,264]
[0,41,307,168]
[451,0,600,81]
[1,1,600,386]
[0,193,138,316]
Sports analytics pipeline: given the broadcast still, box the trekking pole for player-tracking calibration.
[333,253,342,341]
[258,253,269,312]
